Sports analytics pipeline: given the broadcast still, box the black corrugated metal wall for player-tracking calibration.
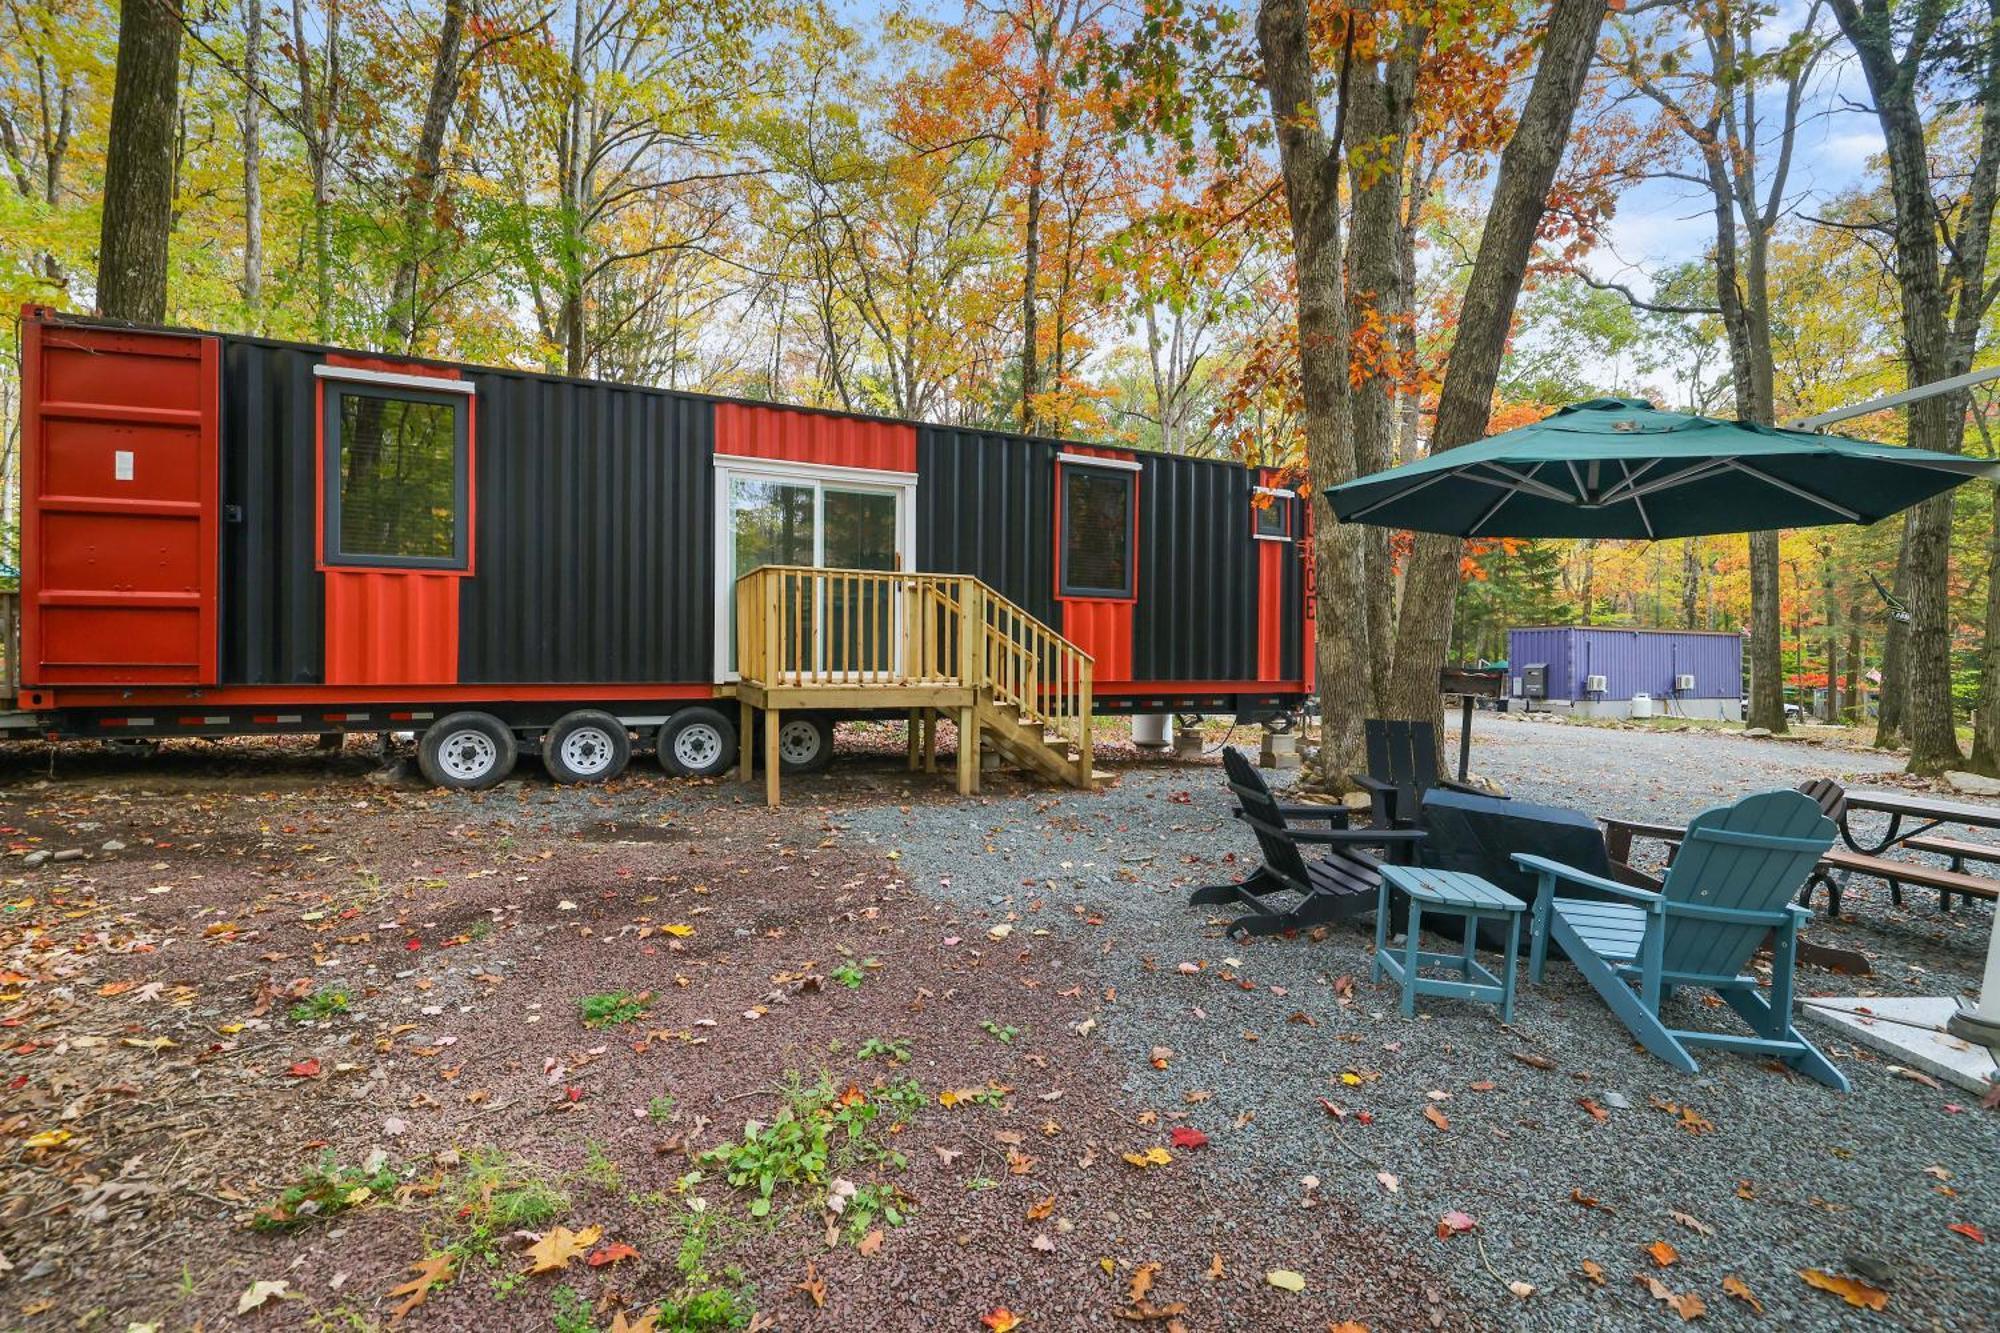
[1135,453,1258,681]
[457,375,713,683]
[220,341,325,684]
[914,426,1060,628]
[217,336,715,687]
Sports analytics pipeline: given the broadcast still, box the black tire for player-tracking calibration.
[774,713,835,774]
[544,709,631,784]
[417,712,518,791]
[658,707,738,778]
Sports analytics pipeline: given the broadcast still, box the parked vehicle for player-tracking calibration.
[5,307,1313,790]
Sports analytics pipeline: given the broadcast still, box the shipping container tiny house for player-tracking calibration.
[9,307,1313,801]
[1506,626,1742,721]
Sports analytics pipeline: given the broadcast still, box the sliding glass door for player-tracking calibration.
[717,463,913,679]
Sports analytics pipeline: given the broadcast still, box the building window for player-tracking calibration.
[1060,465,1135,598]
[1253,488,1294,541]
[324,385,469,568]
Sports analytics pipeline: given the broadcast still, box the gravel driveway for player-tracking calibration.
[837,718,1999,1331]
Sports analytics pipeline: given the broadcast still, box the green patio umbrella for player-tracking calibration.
[1324,397,2000,538]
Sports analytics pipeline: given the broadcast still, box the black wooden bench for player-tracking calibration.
[1357,718,1503,828]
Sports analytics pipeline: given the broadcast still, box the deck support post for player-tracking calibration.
[957,706,979,796]
[923,711,938,772]
[740,700,755,786]
[907,709,922,771]
[764,707,782,808]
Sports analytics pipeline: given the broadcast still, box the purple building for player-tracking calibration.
[1506,626,1743,721]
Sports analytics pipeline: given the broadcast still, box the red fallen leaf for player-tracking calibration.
[565,1086,584,1102]
[1436,1210,1477,1238]
[287,1059,321,1078]
[1948,1222,1986,1244]
[1169,1126,1209,1150]
[1319,1099,1347,1120]
[587,1242,640,1266]
[405,938,422,951]
[1355,1111,1374,1125]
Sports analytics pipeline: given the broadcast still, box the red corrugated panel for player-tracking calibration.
[19,309,221,685]
[1257,538,1284,681]
[323,571,459,685]
[713,401,916,473]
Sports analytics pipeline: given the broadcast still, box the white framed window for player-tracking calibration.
[711,455,917,681]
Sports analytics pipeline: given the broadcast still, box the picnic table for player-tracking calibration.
[1834,788,2000,855]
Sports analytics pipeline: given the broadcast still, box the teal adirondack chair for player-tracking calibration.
[1512,789,1847,1091]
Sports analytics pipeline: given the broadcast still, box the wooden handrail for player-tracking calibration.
[733,564,1093,775]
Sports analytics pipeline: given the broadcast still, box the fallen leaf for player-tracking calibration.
[1168,1126,1209,1150]
[1579,1260,1606,1286]
[1206,1253,1223,1280]
[1509,1050,1557,1071]
[1422,1105,1449,1132]
[1129,1263,1158,1302]
[23,1128,72,1150]
[1329,1323,1370,1333]
[857,1228,884,1256]
[1635,1275,1705,1321]
[798,1262,827,1309]
[1722,1274,1762,1314]
[1266,1270,1306,1293]
[1647,1241,1679,1268]
[386,1255,453,1322]
[1121,1146,1172,1168]
[587,1241,640,1267]
[1026,1196,1055,1221]
[1436,1211,1476,1238]
[1669,1210,1713,1236]
[1798,1269,1888,1311]
[1375,1171,1399,1193]
[1948,1222,1986,1244]
[287,1058,321,1078]
[609,1311,660,1333]
[236,1280,292,1314]
[524,1225,602,1275]
[1577,1097,1609,1122]
[1507,1280,1535,1299]
[981,1309,1020,1332]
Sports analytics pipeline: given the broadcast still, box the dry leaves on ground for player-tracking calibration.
[386,1255,454,1322]
[524,1224,603,1275]
[1799,1268,1889,1311]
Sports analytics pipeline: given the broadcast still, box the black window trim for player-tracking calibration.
[1058,461,1137,600]
[322,380,472,571]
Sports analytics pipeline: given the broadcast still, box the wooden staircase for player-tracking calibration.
[731,565,1098,807]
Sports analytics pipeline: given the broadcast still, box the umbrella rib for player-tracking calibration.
[1480,463,1576,503]
[1339,466,1465,521]
[1617,458,1732,501]
[1565,459,1589,501]
[1724,459,1862,522]
[1592,457,1664,504]
[1617,460,1656,539]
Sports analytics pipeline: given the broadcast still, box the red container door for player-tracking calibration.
[20,314,221,685]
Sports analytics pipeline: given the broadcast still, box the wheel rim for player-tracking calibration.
[560,725,619,777]
[672,722,723,771]
[778,720,822,766]
[439,729,498,781]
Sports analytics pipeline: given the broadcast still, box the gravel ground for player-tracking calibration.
[837,716,1999,1332]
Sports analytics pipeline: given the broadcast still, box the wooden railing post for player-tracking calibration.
[958,578,982,691]
[1078,659,1094,778]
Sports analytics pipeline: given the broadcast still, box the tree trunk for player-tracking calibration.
[1381,0,1609,727]
[386,0,468,352]
[1844,613,1862,725]
[1680,538,1700,629]
[1345,47,1417,710]
[98,0,185,321]
[1829,0,1998,772]
[241,0,264,317]
[1875,529,1911,745]
[1971,485,2000,773]
[1255,0,1371,788]
[1020,87,1051,435]
[1746,529,1785,727]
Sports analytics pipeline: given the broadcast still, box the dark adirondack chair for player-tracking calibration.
[1190,747,1427,938]
[1514,788,1847,1090]
[1358,719,1504,828]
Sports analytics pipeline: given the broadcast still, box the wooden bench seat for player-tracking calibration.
[1903,834,2000,869]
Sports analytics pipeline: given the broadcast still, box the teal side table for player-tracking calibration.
[1372,865,1526,1022]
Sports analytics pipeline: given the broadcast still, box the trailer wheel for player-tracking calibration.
[544,710,630,784]
[418,712,518,791]
[775,713,835,774]
[658,707,738,778]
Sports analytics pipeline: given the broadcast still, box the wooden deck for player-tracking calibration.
[732,566,1096,807]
